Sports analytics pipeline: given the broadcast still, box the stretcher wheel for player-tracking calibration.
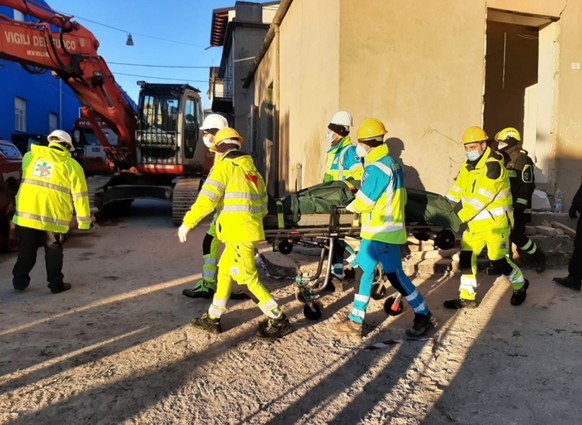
[383,295,404,316]
[371,282,387,300]
[295,288,306,303]
[278,241,293,255]
[303,301,323,320]
[435,229,455,250]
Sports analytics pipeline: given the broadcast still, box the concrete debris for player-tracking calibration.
[535,225,562,236]
[550,221,577,238]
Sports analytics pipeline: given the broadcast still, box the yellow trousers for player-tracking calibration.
[207,241,281,319]
[459,228,524,300]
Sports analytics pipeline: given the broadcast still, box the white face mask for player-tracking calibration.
[355,144,368,158]
[326,130,335,145]
[203,134,213,148]
[497,142,508,150]
[466,150,481,161]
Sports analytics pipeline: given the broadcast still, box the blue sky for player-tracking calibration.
[48,0,271,109]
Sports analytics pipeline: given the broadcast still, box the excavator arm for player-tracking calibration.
[0,0,137,168]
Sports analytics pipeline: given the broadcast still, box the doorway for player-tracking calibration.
[484,10,558,185]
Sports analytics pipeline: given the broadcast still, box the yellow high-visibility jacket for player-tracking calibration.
[13,144,91,233]
[348,144,408,244]
[446,147,513,233]
[182,151,268,242]
[324,136,364,182]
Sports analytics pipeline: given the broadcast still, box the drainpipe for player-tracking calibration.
[274,23,281,197]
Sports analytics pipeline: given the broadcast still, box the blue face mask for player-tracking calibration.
[466,150,481,162]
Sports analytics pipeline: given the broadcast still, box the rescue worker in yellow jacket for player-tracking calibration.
[12,130,91,293]
[181,114,248,300]
[329,118,437,338]
[178,127,293,339]
[324,111,363,182]
[445,126,529,309]
[324,111,364,280]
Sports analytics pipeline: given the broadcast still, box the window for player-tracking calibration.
[13,10,24,22]
[15,97,27,132]
[49,112,58,132]
[183,98,200,159]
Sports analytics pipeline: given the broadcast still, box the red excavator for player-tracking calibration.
[0,0,209,224]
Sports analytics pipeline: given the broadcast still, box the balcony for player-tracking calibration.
[211,77,233,114]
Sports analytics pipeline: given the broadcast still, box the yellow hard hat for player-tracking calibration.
[495,127,521,142]
[357,118,387,141]
[212,127,243,151]
[462,126,488,145]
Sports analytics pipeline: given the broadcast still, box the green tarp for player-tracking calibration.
[267,179,461,232]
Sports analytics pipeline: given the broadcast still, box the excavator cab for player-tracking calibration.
[135,82,204,176]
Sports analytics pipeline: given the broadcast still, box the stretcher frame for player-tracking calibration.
[264,206,456,320]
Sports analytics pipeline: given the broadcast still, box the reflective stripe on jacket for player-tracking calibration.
[446,147,513,232]
[324,136,363,182]
[350,144,407,244]
[182,151,268,242]
[501,145,535,211]
[13,144,91,233]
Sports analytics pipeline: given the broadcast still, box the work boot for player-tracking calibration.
[443,298,478,310]
[405,313,438,337]
[256,314,293,339]
[49,283,72,294]
[182,279,216,299]
[229,289,251,300]
[553,275,582,291]
[191,313,222,334]
[328,317,362,338]
[510,279,529,306]
[533,251,547,274]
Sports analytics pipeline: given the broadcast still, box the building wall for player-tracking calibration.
[276,0,340,194]
[488,0,582,204]
[0,4,80,142]
[553,1,582,201]
[232,24,272,145]
[253,42,278,194]
[252,0,582,201]
[340,0,486,193]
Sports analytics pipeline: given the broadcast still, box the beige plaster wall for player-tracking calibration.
[487,0,582,200]
[487,0,565,17]
[553,1,582,200]
[253,0,581,200]
[277,0,341,194]
[340,0,487,193]
[253,42,278,195]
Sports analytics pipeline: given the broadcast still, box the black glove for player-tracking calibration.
[569,206,579,220]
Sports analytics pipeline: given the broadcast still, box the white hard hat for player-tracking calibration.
[48,129,75,152]
[330,111,353,127]
[200,114,228,131]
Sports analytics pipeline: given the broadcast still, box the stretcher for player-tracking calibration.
[263,204,457,320]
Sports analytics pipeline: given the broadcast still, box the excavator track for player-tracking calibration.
[172,178,202,226]
[86,175,115,209]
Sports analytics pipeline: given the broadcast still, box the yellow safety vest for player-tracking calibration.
[13,144,91,233]
[350,144,407,244]
[324,136,363,182]
[183,151,268,242]
[446,147,513,233]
